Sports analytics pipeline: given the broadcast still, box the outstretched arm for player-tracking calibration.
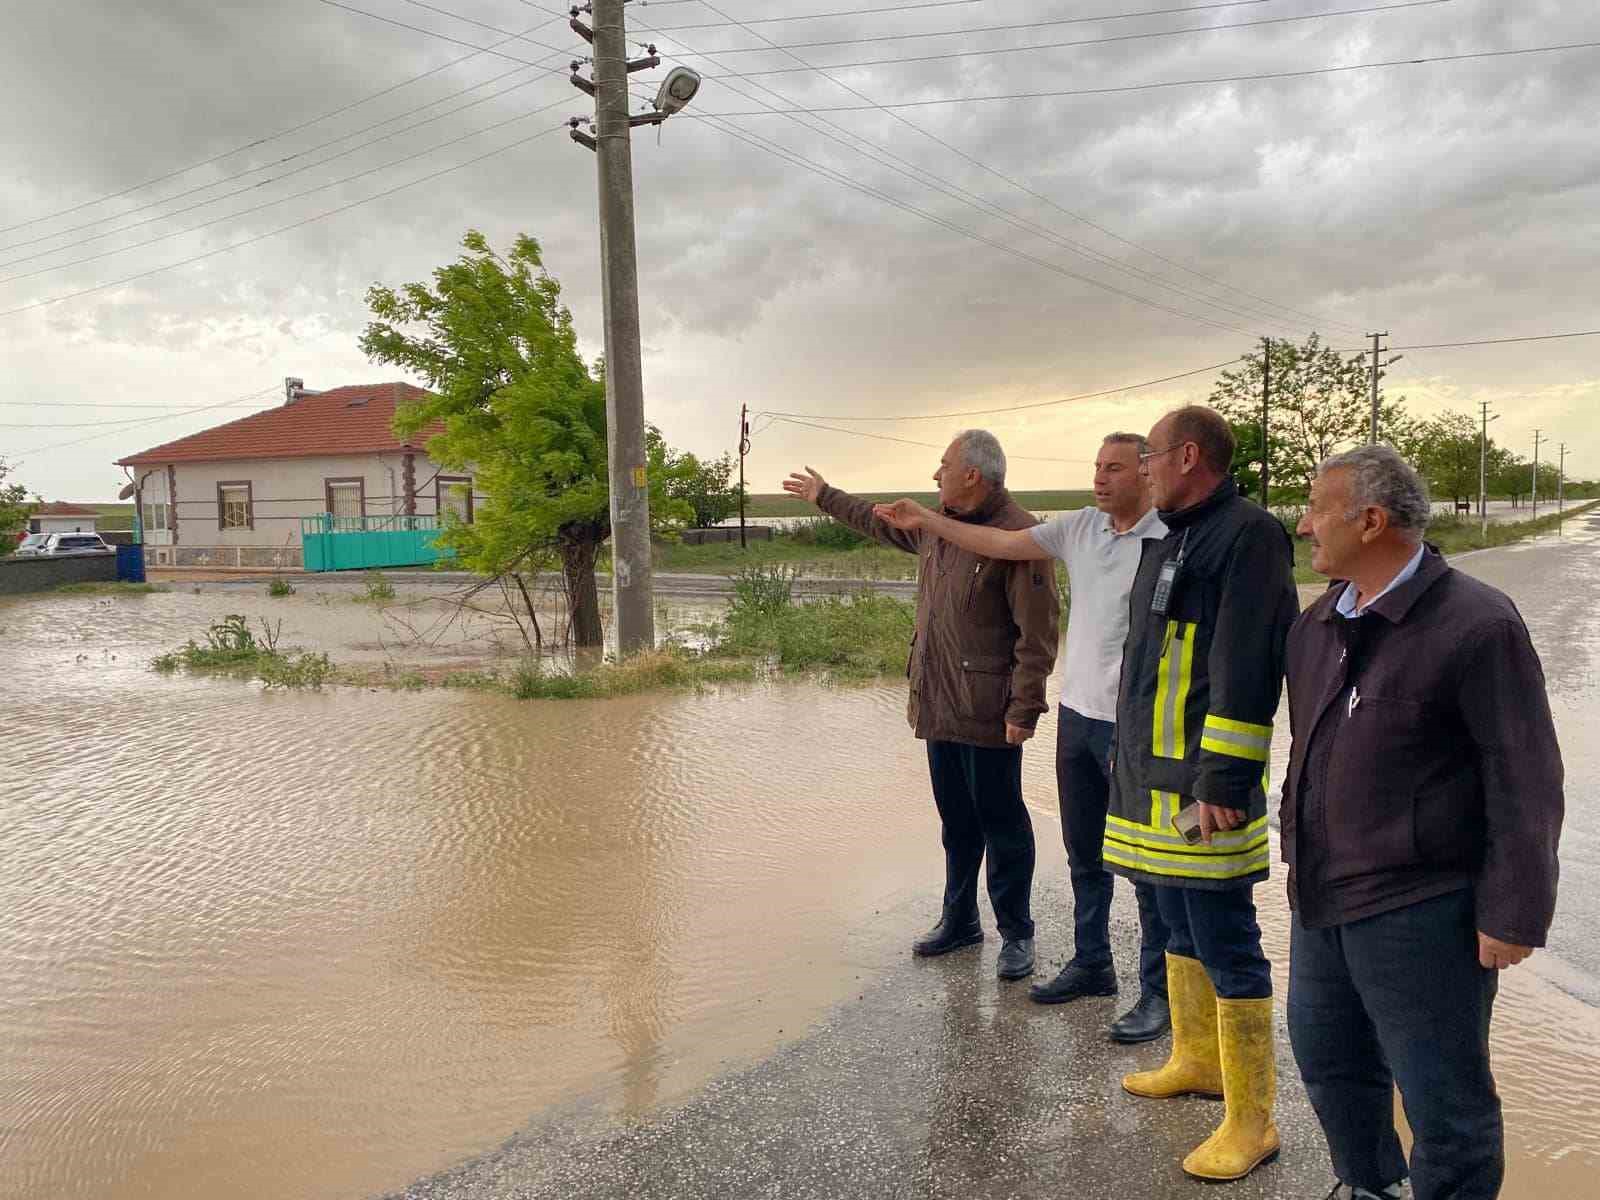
[782,467,920,553]
[873,499,1050,560]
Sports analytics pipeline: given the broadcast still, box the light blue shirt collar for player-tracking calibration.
[1336,544,1425,619]
[1100,506,1165,539]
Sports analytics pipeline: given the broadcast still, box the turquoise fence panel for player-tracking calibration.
[299,514,454,572]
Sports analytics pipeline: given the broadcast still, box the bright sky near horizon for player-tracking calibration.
[2,0,1597,502]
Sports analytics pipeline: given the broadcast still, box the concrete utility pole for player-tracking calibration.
[590,0,655,654]
[1367,331,1388,443]
[1532,429,1545,517]
[1559,442,1567,521]
[1259,336,1271,508]
[1478,401,1497,539]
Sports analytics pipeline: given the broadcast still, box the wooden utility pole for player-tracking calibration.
[738,403,750,550]
[1532,429,1545,517]
[1559,442,1567,521]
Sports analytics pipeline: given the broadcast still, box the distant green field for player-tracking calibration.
[92,503,135,527]
[744,489,1094,518]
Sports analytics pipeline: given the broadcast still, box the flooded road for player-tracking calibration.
[3,517,1600,1200]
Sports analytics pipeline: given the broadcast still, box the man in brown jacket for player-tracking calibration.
[1285,445,1563,1200]
[783,430,1060,978]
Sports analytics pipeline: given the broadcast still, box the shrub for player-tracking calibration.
[728,563,798,618]
[787,517,867,549]
[361,571,396,603]
[268,578,296,597]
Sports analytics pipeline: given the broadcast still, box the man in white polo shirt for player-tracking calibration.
[875,432,1174,1043]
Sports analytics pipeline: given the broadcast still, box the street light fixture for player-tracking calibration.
[654,67,702,115]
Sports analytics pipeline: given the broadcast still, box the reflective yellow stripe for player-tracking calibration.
[1103,841,1270,881]
[1152,621,1195,760]
[1201,713,1272,763]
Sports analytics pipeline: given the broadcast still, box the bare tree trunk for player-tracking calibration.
[559,532,603,647]
[511,572,544,650]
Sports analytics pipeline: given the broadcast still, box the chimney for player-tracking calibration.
[284,376,305,404]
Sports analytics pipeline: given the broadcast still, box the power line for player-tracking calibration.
[0,122,568,319]
[10,386,284,458]
[715,1,1455,78]
[0,55,576,259]
[312,0,570,67]
[692,40,1600,114]
[1380,329,1600,351]
[1,400,283,410]
[0,14,569,237]
[0,96,572,287]
[761,358,1243,421]
[648,2,1356,336]
[700,0,1276,50]
[641,0,1258,33]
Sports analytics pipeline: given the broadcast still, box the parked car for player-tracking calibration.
[38,532,114,556]
[12,532,51,556]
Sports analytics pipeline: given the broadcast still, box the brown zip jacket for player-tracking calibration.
[815,483,1059,748]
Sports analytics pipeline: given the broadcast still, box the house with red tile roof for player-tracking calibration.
[115,379,475,568]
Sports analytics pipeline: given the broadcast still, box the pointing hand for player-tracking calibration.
[782,467,826,505]
[872,499,930,531]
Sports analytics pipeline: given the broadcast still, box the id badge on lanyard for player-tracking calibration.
[1150,528,1190,617]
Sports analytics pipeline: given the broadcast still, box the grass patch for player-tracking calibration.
[52,580,170,594]
[711,564,916,679]
[359,571,396,603]
[152,614,333,689]
[508,647,758,699]
[654,534,918,580]
[267,578,296,597]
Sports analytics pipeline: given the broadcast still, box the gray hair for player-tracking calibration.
[952,428,1007,486]
[1317,444,1431,539]
[1103,431,1151,456]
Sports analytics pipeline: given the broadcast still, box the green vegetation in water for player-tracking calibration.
[709,563,916,679]
[359,571,396,603]
[152,614,333,689]
[52,581,170,595]
[267,578,297,597]
[507,647,757,700]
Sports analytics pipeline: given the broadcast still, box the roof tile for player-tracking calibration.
[115,382,445,465]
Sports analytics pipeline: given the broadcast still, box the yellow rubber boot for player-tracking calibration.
[1122,953,1222,1100]
[1182,996,1280,1181]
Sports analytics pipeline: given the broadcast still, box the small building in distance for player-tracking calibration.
[28,502,101,536]
[115,378,477,569]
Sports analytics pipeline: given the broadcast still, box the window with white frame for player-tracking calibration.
[325,478,365,520]
[142,500,169,531]
[217,482,253,530]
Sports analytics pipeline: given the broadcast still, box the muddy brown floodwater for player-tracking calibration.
[2,560,1599,1199]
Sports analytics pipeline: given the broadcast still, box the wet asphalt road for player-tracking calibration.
[385,873,1330,1200]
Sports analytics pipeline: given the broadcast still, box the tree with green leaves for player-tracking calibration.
[362,230,690,646]
[661,447,743,528]
[1211,334,1410,496]
[0,457,33,545]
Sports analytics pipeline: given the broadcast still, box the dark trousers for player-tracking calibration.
[1056,706,1169,997]
[1156,883,1272,1000]
[1288,889,1502,1200]
[926,739,1035,941]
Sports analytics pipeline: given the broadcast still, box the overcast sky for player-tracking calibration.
[2,0,1596,502]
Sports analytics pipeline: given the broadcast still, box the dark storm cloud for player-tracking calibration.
[3,0,1599,499]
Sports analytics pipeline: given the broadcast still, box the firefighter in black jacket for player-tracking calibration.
[1108,406,1298,1182]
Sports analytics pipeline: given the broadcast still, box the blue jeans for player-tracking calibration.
[1155,882,1272,999]
[1056,706,1169,997]
[926,740,1035,941]
[1288,889,1502,1200]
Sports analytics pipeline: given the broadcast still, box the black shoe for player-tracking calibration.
[997,937,1036,979]
[1028,959,1118,1004]
[1324,1184,1408,1200]
[913,917,983,957]
[1108,991,1171,1043]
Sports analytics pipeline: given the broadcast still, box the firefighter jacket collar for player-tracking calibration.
[1314,544,1447,627]
[1158,476,1237,531]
